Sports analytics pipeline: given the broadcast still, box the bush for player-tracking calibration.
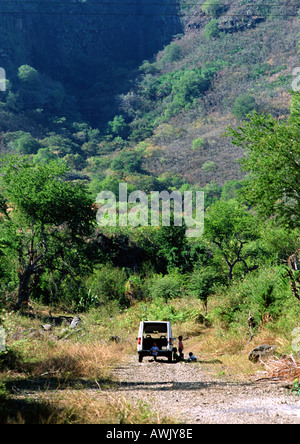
[162,67,211,118]
[148,273,183,301]
[220,179,244,201]
[87,265,128,305]
[202,0,224,18]
[232,94,258,118]
[110,150,144,174]
[13,133,41,155]
[201,160,216,172]
[204,19,221,40]
[160,43,182,63]
[213,266,292,330]
[191,137,205,151]
[34,147,57,164]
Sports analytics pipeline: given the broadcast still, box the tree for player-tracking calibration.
[13,133,41,155]
[154,221,190,273]
[232,94,258,118]
[17,65,44,109]
[110,149,144,174]
[227,94,300,228]
[204,200,259,283]
[107,115,129,139]
[189,267,222,315]
[202,0,223,18]
[204,19,220,40]
[0,156,96,309]
[17,65,66,112]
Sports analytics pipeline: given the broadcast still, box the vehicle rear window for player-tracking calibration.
[144,323,167,334]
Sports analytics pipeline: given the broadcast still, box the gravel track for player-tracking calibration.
[107,354,300,424]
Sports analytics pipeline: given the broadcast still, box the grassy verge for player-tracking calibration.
[0,305,174,423]
[1,269,299,423]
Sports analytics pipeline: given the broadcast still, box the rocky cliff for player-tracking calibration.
[0,0,182,124]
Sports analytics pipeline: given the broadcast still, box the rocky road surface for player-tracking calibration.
[107,355,300,424]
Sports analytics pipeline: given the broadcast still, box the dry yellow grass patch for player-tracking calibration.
[49,391,173,424]
[24,341,126,381]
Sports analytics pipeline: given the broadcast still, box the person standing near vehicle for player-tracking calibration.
[178,336,184,360]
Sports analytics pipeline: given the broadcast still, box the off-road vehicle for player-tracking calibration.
[137,321,175,363]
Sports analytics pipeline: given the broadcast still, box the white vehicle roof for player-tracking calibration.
[140,321,171,334]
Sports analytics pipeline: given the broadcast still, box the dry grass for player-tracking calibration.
[28,341,125,381]
[52,391,174,424]
[175,325,291,380]
[1,389,171,424]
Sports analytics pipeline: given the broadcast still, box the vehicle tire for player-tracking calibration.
[138,354,143,363]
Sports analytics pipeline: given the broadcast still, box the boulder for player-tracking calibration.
[42,324,52,331]
[69,316,81,329]
[248,344,277,363]
[109,335,121,343]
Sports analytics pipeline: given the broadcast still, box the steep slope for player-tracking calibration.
[0,0,299,192]
[0,0,182,126]
[120,0,300,186]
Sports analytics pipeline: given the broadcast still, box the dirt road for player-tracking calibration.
[107,355,300,424]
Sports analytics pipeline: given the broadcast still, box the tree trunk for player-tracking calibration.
[16,224,47,310]
[16,266,34,309]
[228,265,234,284]
[286,268,300,301]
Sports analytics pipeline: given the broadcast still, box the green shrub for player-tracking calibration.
[204,19,221,40]
[34,147,57,164]
[191,137,205,151]
[220,179,244,201]
[162,67,211,118]
[213,266,292,330]
[232,94,258,118]
[148,273,183,302]
[201,160,216,172]
[110,150,144,174]
[87,265,128,305]
[160,43,182,63]
[202,0,223,18]
[124,297,198,324]
[13,133,41,155]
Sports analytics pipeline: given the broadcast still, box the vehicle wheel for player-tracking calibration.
[138,354,143,363]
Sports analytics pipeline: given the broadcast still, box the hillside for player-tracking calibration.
[0,0,300,425]
[0,0,299,192]
[0,0,182,127]
[121,0,299,186]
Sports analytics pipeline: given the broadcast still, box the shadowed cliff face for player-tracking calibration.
[0,0,182,124]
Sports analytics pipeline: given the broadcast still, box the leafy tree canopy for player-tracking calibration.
[227,94,300,229]
[204,199,259,282]
[0,156,96,308]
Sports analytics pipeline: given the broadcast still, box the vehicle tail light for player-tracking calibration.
[138,337,141,345]
[169,338,172,345]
